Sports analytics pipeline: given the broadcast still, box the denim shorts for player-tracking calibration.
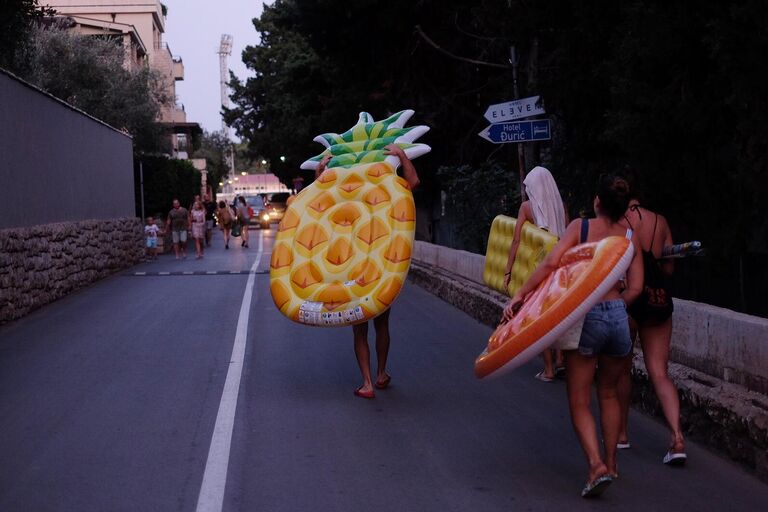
[146,238,157,248]
[578,300,632,357]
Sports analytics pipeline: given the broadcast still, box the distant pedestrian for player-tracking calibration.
[203,194,216,247]
[144,216,162,261]
[190,200,206,259]
[236,196,250,248]
[165,199,189,259]
[503,166,568,382]
[217,200,235,249]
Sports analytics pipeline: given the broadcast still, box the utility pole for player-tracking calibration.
[510,46,527,201]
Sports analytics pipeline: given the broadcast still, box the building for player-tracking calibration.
[45,0,200,157]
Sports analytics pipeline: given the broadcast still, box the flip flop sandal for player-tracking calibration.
[534,371,554,383]
[617,442,631,449]
[581,474,613,498]
[663,450,687,466]
[354,387,375,399]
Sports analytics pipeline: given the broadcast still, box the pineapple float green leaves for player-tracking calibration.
[270,110,430,326]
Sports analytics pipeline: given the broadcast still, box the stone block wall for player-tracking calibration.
[0,218,143,323]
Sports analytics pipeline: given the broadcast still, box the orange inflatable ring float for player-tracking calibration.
[270,110,430,326]
[475,235,634,378]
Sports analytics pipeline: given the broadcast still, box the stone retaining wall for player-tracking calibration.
[0,218,143,323]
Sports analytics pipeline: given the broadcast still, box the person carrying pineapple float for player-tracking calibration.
[269,110,429,400]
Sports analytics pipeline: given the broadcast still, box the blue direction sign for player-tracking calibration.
[478,119,551,144]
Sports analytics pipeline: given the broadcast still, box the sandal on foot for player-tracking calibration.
[617,441,631,450]
[375,374,391,389]
[353,387,375,399]
[535,371,554,383]
[581,474,613,498]
[555,366,566,379]
[663,450,687,466]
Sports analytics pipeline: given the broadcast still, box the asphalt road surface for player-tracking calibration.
[1,228,766,511]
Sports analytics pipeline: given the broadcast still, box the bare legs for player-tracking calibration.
[616,355,633,446]
[566,351,626,480]
[617,319,636,446]
[352,308,391,396]
[241,225,249,247]
[541,348,565,379]
[194,237,204,258]
[617,318,684,453]
[222,227,231,248]
[640,318,685,452]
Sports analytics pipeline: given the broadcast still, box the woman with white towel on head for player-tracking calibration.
[503,166,569,382]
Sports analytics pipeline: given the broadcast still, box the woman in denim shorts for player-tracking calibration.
[503,175,644,498]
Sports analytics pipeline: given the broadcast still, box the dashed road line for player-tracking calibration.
[125,270,270,277]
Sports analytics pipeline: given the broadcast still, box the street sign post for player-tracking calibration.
[483,96,545,123]
[478,119,551,144]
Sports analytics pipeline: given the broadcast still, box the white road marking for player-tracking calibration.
[135,272,146,276]
[158,271,170,276]
[196,231,263,512]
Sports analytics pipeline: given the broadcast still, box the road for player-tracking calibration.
[1,228,766,511]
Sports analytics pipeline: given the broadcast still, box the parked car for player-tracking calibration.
[265,192,290,223]
[244,195,270,229]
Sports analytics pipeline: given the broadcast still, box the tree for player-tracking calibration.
[191,130,232,198]
[134,156,200,219]
[0,0,55,70]
[226,0,768,315]
[13,21,169,152]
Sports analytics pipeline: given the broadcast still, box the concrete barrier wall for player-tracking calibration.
[0,69,135,229]
[412,241,768,394]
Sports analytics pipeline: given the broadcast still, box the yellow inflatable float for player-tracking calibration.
[483,215,558,296]
[475,235,634,378]
[270,110,430,326]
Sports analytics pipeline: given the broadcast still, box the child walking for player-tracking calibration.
[144,216,162,261]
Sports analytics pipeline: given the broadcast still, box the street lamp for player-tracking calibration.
[241,171,247,176]
[280,155,286,162]
[261,159,267,165]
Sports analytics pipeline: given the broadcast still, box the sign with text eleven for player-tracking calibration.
[483,96,545,123]
[478,119,551,144]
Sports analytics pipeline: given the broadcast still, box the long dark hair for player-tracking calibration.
[596,174,630,222]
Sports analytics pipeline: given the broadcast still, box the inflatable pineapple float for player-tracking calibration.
[270,110,430,326]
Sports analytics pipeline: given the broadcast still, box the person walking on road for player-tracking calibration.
[503,166,568,382]
[503,175,643,498]
[217,200,235,249]
[617,195,686,465]
[190,200,206,259]
[144,216,162,261]
[166,199,189,260]
[203,194,216,247]
[236,196,250,248]
[315,145,421,400]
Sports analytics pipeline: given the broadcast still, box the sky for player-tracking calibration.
[162,1,266,136]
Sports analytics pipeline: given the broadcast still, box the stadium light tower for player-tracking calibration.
[217,34,235,176]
